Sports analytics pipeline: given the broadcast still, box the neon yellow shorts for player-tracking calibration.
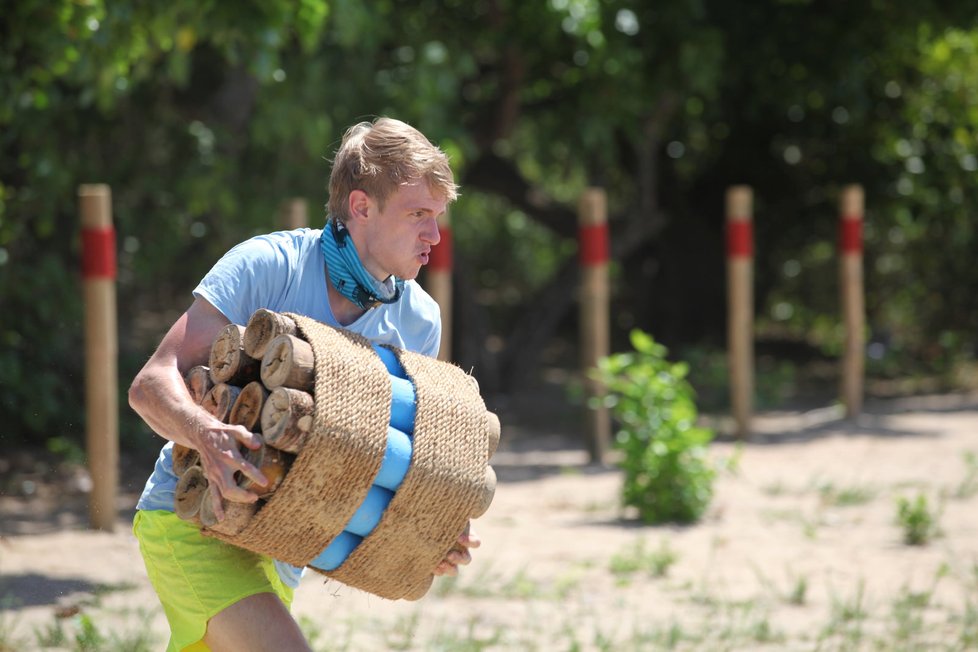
[133,510,295,652]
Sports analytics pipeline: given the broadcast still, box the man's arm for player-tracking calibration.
[128,297,268,517]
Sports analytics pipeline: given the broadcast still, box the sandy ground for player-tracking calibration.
[2,392,977,651]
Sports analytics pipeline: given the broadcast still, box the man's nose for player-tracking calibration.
[422,216,441,245]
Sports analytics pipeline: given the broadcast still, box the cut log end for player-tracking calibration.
[185,366,213,404]
[244,309,298,359]
[172,444,200,476]
[174,466,208,522]
[472,465,497,518]
[260,334,315,391]
[199,486,258,536]
[229,381,269,432]
[238,444,294,498]
[201,383,243,422]
[485,411,501,459]
[260,387,315,454]
[209,324,260,385]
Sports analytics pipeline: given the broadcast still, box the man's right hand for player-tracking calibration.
[195,419,269,520]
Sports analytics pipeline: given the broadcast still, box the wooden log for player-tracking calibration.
[260,334,315,391]
[185,365,213,404]
[229,381,269,432]
[209,324,260,385]
[260,387,315,454]
[200,383,242,422]
[485,411,501,459]
[174,466,208,523]
[238,443,294,498]
[172,444,200,476]
[199,486,258,536]
[472,465,497,518]
[243,309,298,360]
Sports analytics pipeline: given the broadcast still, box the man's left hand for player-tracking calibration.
[433,524,481,576]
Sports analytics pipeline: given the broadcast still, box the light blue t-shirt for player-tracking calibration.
[136,228,441,588]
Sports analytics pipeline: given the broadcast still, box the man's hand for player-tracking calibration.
[195,420,268,520]
[433,524,481,576]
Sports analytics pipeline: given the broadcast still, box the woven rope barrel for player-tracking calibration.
[205,313,496,600]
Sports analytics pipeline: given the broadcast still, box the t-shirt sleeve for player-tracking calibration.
[192,235,293,325]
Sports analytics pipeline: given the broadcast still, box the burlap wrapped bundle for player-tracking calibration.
[203,313,498,600]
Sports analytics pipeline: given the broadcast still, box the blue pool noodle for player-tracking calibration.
[345,485,396,537]
[374,426,413,491]
[311,530,363,571]
[372,344,407,379]
[309,346,418,572]
[389,376,416,434]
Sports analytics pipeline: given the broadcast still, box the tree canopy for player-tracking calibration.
[2,0,977,447]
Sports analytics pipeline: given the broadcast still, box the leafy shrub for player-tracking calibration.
[895,493,940,546]
[592,329,715,524]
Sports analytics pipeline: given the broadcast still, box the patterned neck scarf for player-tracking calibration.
[320,216,403,310]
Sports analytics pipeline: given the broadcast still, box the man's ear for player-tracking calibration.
[347,190,372,222]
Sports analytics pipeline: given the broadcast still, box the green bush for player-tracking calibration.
[592,329,715,524]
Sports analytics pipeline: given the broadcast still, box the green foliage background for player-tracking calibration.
[2,0,977,452]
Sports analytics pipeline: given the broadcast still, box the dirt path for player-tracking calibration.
[2,393,977,650]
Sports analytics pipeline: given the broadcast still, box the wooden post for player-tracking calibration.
[578,188,611,464]
[80,184,118,531]
[726,186,754,439]
[426,210,453,361]
[279,198,308,230]
[839,184,865,418]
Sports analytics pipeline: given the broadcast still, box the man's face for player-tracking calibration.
[348,180,447,281]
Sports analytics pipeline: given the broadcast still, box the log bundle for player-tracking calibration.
[171,308,501,600]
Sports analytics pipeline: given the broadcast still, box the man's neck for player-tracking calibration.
[326,274,367,326]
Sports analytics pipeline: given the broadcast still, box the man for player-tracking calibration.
[128,117,479,652]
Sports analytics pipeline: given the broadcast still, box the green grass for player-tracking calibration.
[609,538,678,583]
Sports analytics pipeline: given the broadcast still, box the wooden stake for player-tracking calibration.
[80,183,118,531]
[209,324,260,385]
[279,198,308,230]
[260,387,315,453]
[726,186,754,439]
[426,210,453,361]
[229,381,269,432]
[174,466,208,523]
[243,309,298,360]
[185,365,213,404]
[578,188,611,464]
[260,334,315,391]
[201,383,243,422]
[839,184,865,418]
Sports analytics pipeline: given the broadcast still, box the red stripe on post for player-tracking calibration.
[82,227,117,279]
[839,217,863,254]
[578,223,609,266]
[429,226,453,271]
[726,221,753,258]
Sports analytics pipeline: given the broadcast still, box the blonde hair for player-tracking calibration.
[328,117,458,222]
